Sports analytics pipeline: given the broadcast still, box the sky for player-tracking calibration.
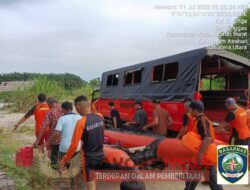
[0,0,248,80]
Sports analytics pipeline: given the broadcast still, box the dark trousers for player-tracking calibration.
[50,144,59,169]
[235,137,250,146]
[230,136,250,146]
[185,166,223,190]
[83,153,104,182]
[123,125,142,132]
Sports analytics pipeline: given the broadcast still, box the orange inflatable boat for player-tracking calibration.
[104,129,228,167]
[182,132,228,165]
[104,129,156,147]
[103,145,136,169]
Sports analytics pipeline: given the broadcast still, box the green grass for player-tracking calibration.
[0,92,13,101]
[0,129,50,190]
[0,76,96,189]
[5,76,95,112]
[9,76,65,112]
[16,125,34,135]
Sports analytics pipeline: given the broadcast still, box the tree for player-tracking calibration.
[89,78,101,88]
[0,72,83,89]
[218,8,249,59]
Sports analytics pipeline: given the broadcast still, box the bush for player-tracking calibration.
[0,72,84,89]
[10,77,65,112]
[4,75,99,112]
[63,83,94,102]
[0,130,50,190]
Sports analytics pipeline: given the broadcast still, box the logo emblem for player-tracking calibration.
[217,145,248,184]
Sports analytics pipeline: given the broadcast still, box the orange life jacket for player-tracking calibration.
[186,112,195,132]
[246,109,250,131]
[192,115,215,140]
[229,107,250,139]
[34,104,50,135]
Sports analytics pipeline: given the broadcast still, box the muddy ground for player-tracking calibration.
[0,105,249,190]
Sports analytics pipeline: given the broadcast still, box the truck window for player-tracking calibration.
[228,72,248,89]
[164,62,179,81]
[153,65,164,82]
[134,69,142,83]
[124,68,143,85]
[153,62,179,82]
[92,89,100,102]
[201,74,226,91]
[125,72,133,85]
[107,74,119,86]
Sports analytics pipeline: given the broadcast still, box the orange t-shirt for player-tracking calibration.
[227,107,250,139]
[34,104,50,135]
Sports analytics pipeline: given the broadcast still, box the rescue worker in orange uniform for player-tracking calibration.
[237,98,250,132]
[245,107,250,132]
[185,101,223,190]
[177,98,195,139]
[13,93,50,148]
[219,98,250,145]
[60,95,104,190]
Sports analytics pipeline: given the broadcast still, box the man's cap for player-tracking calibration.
[189,101,204,112]
[134,99,142,105]
[225,98,236,106]
[153,99,160,104]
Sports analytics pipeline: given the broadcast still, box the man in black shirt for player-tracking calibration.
[125,100,148,131]
[108,102,123,128]
[184,101,223,190]
[60,95,104,190]
[177,98,194,139]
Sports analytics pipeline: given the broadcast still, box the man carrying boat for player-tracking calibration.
[236,98,250,132]
[125,100,148,131]
[143,99,173,136]
[177,98,195,139]
[185,101,223,190]
[218,98,250,145]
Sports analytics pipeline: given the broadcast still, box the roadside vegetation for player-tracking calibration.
[218,8,249,59]
[0,73,100,188]
[0,73,100,112]
[0,128,51,190]
[0,72,84,90]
